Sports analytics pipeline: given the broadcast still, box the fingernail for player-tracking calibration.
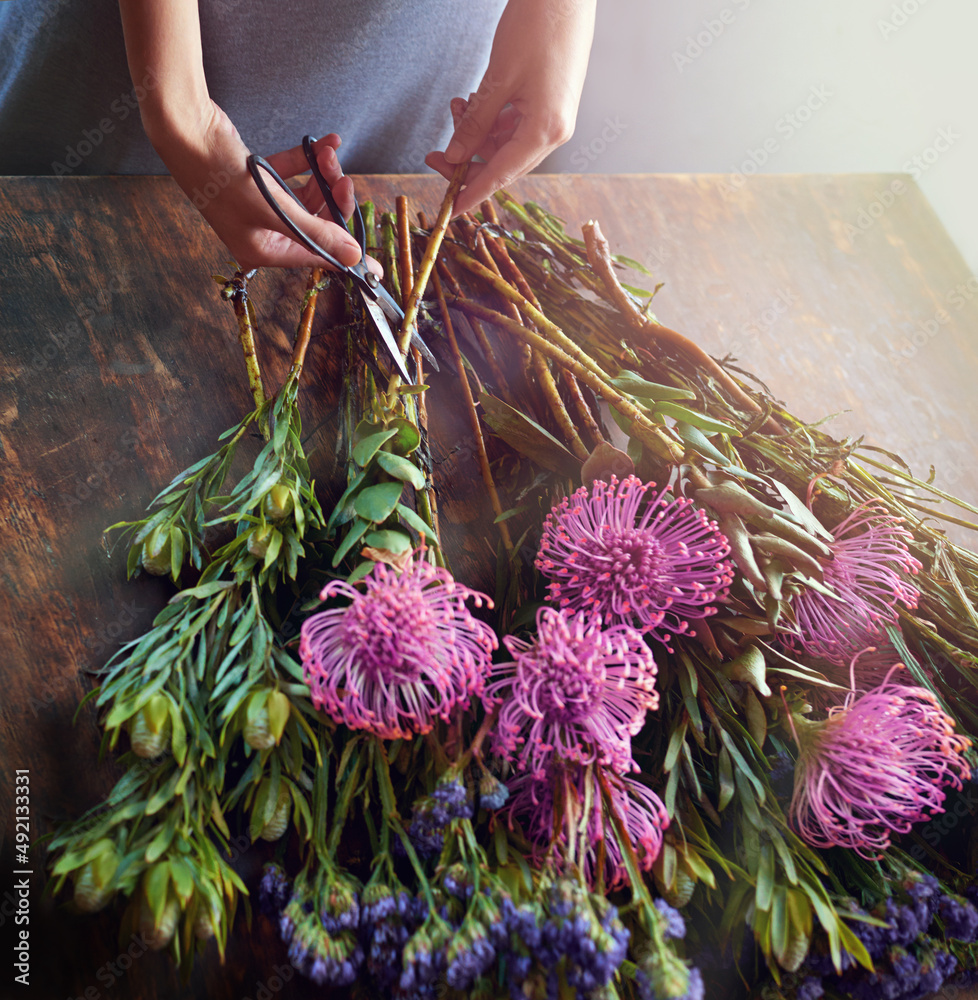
[445,138,465,163]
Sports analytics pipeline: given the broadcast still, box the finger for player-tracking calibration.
[329,174,357,224]
[450,122,556,218]
[444,74,511,164]
[255,182,362,268]
[264,133,341,180]
[239,215,363,271]
[292,144,349,218]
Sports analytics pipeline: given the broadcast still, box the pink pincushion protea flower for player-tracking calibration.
[789,667,971,859]
[782,505,921,667]
[483,607,658,777]
[503,767,668,891]
[299,556,497,740]
[535,476,733,650]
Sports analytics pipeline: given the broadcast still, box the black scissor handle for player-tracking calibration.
[246,153,349,273]
[301,135,367,253]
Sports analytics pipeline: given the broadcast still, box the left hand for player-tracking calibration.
[425,0,596,218]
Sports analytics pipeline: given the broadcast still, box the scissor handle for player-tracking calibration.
[246,153,350,273]
[301,135,367,253]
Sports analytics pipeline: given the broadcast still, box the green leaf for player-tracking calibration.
[479,392,580,479]
[363,530,413,554]
[353,482,404,523]
[346,561,375,585]
[387,417,421,456]
[652,400,741,436]
[332,519,370,568]
[756,840,776,912]
[609,371,695,401]
[376,451,426,490]
[144,815,177,864]
[771,886,789,965]
[352,429,397,467]
[663,720,687,773]
[327,467,369,532]
[263,529,284,571]
[169,858,195,905]
[718,746,736,811]
[145,861,171,923]
[395,503,437,541]
[493,823,509,865]
[675,421,733,467]
[168,580,235,603]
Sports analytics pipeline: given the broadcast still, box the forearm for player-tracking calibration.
[116,0,212,149]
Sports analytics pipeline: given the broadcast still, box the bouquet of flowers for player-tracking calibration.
[45,175,978,1000]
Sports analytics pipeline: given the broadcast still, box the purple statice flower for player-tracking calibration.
[478,772,510,811]
[279,881,364,988]
[654,899,686,940]
[797,977,825,1000]
[300,554,497,740]
[403,773,473,857]
[535,476,733,650]
[445,914,496,991]
[938,894,978,942]
[885,898,925,948]
[258,862,292,918]
[789,669,972,859]
[484,606,658,778]
[781,505,921,668]
[504,768,668,891]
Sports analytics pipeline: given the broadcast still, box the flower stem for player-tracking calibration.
[372,738,436,910]
[325,744,363,862]
[423,224,512,553]
[226,271,266,411]
[582,219,784,436]
[453,297,683,464]
[284,268,322,389]
[388,162,468,394]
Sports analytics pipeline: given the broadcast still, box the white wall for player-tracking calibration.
[546,0,977,275]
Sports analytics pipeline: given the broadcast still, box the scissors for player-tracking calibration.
[246,135,438,382]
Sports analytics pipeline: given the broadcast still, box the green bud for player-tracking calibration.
[140,526,172,576]
[640,947,690,999]
[266,691,291,744]
[659,869,695,908]
[129,695,172,758]
[140,896,181,951]
[262,484,294,522]
[780,929,810,973]
[73,841,119,913]
[194,900,220,941]
[259,785,291,842]
[246,524,274,559]
[243,692,275,751]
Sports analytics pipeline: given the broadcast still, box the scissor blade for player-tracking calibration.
[374,289,440,373]
[360,290,413,383]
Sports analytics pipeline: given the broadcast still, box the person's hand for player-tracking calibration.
[152,102,380,273]
[425,0,595,218]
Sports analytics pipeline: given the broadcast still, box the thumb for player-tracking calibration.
[444,79,509,164]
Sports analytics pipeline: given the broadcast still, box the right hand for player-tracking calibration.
[155,103,381,274]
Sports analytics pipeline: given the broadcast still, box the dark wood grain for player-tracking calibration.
[2,173,977,1000]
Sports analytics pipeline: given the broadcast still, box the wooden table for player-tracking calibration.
[2,174,977,999]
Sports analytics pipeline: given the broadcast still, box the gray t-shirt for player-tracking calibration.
[0,0,506,175]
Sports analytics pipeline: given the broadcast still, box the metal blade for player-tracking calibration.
[374,285,440,372]
[360,290,413,383]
